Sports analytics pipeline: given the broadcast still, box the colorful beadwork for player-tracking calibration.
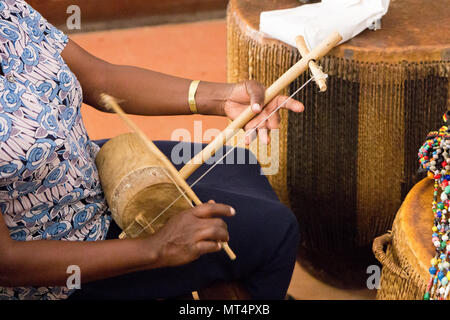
[418,111,450,300]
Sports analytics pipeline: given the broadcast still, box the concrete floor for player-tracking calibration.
[71,19,377,300]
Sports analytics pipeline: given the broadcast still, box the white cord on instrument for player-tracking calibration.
[136,75,323,236]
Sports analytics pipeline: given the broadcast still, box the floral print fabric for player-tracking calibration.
[0,0,111,299]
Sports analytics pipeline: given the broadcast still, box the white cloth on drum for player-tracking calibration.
[259,0,390,50]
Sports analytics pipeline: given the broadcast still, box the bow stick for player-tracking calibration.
[100,94,237,260]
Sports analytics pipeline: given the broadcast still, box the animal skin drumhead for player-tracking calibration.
[121,182,193,237]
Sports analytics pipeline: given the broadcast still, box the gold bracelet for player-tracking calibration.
[188,80,200,114]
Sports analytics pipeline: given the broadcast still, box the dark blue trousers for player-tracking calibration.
[69,141,299,300]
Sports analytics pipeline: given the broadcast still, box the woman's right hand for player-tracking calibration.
[148,200,235,268]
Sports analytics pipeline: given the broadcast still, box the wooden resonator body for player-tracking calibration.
[95,133,192,238]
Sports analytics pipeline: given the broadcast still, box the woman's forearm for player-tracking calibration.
[98,64,233,116]
[0,237,159,287]
[63,39,233,117]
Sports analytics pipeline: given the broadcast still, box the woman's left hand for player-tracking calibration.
[222,80,304,144]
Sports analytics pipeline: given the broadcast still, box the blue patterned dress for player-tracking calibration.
[0,0,111,299]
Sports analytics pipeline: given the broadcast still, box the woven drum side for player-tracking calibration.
[356,63,405,246]
[376,205,429,300]
[226,0,449,259]
[227,4,291,206]
[288,59,449,252]
[376,242,425,300]
[288,56,361,252]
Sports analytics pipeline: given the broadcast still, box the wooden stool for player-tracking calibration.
[227,0,449,286]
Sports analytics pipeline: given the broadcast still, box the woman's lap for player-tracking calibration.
[69,141,299,300]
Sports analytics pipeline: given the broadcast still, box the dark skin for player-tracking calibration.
[0,39,304,287]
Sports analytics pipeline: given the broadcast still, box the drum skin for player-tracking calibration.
[227,0,449,284]
[391,178,434,287]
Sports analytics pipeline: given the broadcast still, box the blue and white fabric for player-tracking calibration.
[0,0,111,300]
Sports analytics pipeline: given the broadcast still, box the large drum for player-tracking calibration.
[227,0,449,285]
[373,178,434,300]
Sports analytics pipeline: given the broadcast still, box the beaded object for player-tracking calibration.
[418,111,450,300]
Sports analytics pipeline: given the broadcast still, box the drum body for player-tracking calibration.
[227,0,449,284]
[374,178,434,300]
[95,133,192,238]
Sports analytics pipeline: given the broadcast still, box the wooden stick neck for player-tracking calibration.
[179,31,343,180]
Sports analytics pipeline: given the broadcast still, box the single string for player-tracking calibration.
[187,75,320,188]
[136,75,323,236]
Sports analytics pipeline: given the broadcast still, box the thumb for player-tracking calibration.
[244,80,265,113]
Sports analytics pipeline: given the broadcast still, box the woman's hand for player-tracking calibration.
[222,80,304,144]
[0,201,234,287]
[149,200,234,268]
